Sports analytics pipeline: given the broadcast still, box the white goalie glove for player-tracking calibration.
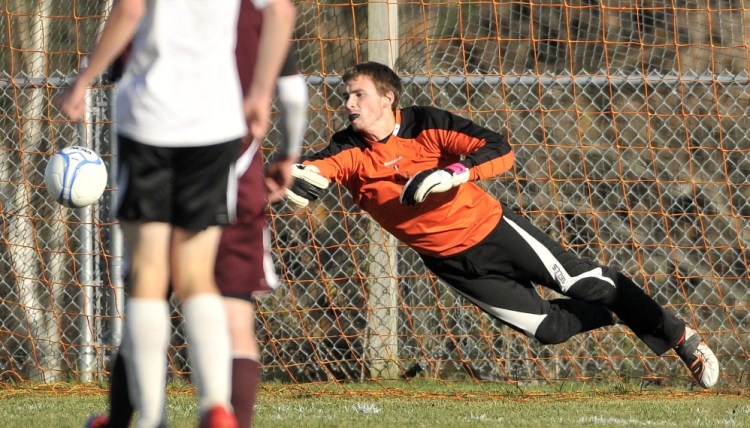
[285,164,330,209]
[399,163,470,205]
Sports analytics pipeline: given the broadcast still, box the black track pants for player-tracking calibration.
[419,206,685,355]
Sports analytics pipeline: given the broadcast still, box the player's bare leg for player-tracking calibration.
[122,222,172,428]
[171,226,236,427]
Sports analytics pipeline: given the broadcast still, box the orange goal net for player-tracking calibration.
[0,1,748,393]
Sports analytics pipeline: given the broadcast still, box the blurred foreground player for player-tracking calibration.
[83,0,301,427]
[54,0,276,426]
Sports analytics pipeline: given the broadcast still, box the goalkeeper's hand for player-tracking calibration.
[399,163,470,206]
[285,164,330,209]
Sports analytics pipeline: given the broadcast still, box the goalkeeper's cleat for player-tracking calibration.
[674,324,719,388]
[199,405,238,428]
[84,413,109,428]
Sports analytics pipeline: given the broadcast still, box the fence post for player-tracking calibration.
[108,86,126,360]
[365,0,401,379]
[77,58,97,382]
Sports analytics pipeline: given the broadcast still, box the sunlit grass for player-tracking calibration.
[0,382,747,427]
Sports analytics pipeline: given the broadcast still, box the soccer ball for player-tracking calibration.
[44,146,108,208]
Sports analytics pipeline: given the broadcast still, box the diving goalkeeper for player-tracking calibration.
[286,61,720,389]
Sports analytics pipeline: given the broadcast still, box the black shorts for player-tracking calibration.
[116,135,241,231]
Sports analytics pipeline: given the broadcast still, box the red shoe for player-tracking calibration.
[199,405,238,428]
[84,414,109,428]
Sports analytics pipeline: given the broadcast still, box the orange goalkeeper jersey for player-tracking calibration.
[304,106,514,257]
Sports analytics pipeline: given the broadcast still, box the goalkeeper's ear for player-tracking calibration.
[285,164,330,209]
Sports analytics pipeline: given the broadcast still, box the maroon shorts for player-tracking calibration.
[214,143,278,301]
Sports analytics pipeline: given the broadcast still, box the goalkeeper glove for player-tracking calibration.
[285,164,330,209]
[399,163,470,206]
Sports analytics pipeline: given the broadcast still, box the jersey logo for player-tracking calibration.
[384,156,402,167]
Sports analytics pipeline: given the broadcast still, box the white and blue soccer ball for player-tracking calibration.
[44,146,108,208]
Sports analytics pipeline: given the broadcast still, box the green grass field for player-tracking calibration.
[0,382,747,427]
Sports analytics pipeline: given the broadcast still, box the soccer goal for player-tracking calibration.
[0,1,747,391]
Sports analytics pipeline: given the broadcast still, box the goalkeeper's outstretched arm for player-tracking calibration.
[285,164,329,209]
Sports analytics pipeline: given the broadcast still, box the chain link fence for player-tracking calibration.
[1,1,748,388]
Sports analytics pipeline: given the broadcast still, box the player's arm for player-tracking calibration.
[108,42,133,83]
[54,0,145,119]
[400,107,514,205]
[264,52,308,202]
[284,133,363,209]
[244,0,297,142]
[450,118,514,182]
[275,50,307,160]
[430,107,514,181]
[284,155,339,210]
[284,164,329,209]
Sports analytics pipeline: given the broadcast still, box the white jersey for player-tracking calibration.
[116,0,246,147]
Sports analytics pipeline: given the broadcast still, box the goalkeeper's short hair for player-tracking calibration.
[342,62,401,112]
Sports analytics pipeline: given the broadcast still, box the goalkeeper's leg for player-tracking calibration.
[497,210,686,354]
[420,207,685,350]
[489,208,718,387]
[495,208,686,353]
[420,254,616,345]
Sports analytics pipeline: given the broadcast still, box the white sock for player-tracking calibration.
[182,293,232,412]
[125,298,171,428]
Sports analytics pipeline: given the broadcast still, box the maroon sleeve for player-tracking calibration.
[235,0,263,97]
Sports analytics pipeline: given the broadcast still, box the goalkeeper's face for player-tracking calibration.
[343,76,395,138]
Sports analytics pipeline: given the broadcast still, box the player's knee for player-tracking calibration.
[534,328,571,345]
[566,275,619,306]
[534,318,573,345]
